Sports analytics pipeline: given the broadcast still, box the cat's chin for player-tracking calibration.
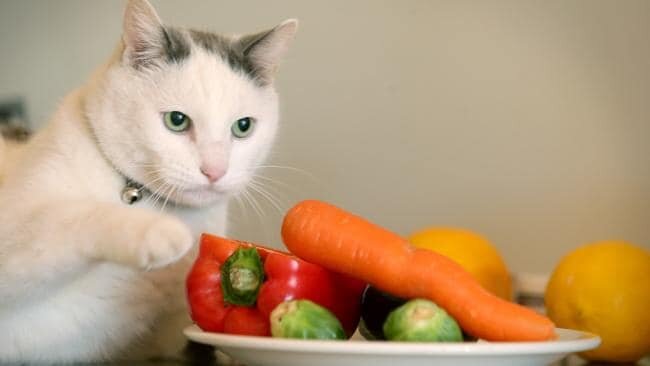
[165,188,227,207]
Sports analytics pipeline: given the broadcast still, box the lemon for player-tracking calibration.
[408,227,513,300]
[545,240,650,362]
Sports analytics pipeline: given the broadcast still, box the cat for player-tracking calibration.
[0,123,31,184]
[0,0,296,362]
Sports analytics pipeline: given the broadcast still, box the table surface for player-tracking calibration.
[15,355,650,366]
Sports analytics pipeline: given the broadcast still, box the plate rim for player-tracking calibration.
[183,325,601,356]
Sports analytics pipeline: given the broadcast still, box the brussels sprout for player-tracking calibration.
[270,300,346,340]
[383,299,463,342]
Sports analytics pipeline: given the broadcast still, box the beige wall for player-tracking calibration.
[1,0,648,274]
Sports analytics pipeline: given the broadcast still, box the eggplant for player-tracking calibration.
[360,285,476,342]
[359,285,407,340]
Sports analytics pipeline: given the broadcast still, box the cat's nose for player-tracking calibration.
[200,165,225,183]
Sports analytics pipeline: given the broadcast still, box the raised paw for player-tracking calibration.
[135,216,194,270]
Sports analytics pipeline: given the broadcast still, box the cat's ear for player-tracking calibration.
[121,0,164,68]
[239,19,298,85]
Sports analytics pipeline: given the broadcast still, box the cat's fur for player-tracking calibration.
[0,0,296,362]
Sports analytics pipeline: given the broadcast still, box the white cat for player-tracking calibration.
[0,0,296,362]
[0,129,28,183]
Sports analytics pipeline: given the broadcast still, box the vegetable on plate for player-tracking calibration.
[281,199,556,342]
[270,299,346,340]
[383,299,463,342]
[360,285,475,342]
[359,285,407,340]
[185,233,365,337]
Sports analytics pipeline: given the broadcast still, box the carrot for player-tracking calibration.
[281,200,556,342]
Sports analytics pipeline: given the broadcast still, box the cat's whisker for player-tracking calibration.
[116,163,166,187]
[156,183,174,206]
[133,167,166,183]
[154,186,171,208]
[145,181,170,208]
[247,183,282,213]
[120,162,163,174]
[247,180,285,214]
[135,177,168,205]
[250,174,291,202]
[139,173,163,183]
[230,191,254,232]
[235,189,252,220]
[239,188,265,226]
[173,181,186,207]
[139,175,167,188]
[128,162,161,168]
[254,164,315,180]
[249,187,269,218]
[145,187,162,208]
[249,173,294,214]
[250,173,291,188]
[232,192,245,216]
[160,183,177,213]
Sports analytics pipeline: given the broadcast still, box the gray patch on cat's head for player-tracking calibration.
[162,26,191,64]
[152,27,260,85]
[126,25,191,69]
[140,22,295,86]
[122,0,294,83]
[189,30,261,85]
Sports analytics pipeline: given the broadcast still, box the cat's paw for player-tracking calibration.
[135,216,193,270]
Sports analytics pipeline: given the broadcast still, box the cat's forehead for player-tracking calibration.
[161,26,258,85]
[148,44,269,123]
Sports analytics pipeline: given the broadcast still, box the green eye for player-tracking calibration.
[164,111,191,132]
[231,117,255,138]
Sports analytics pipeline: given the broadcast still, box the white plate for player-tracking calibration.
[184,325,600,366]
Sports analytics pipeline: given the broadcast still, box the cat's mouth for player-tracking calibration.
[150,185,222,207]
[142,177,241,207]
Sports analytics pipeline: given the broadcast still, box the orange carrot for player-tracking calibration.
[281,200,556,342]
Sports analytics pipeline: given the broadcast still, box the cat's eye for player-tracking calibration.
[231,117,255,138]
[163,111,191,133]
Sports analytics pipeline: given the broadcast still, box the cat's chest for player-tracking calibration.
[133,199,228,238]
[0,262,183,355]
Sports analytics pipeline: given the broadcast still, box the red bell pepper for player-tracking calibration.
[186,233,366,337]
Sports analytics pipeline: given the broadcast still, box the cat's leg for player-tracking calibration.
[0,200,193,303]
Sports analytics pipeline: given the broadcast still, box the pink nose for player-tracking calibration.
[200,165,225,183]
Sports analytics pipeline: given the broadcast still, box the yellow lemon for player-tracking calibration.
[408,227,513,300]
[545,240,650,362]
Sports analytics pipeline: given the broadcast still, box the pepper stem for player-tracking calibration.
[221,247,264,306]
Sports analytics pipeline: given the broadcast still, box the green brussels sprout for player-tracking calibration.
[383,299,463,342]
[270,300,346,340]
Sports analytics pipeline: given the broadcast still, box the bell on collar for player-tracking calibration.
[121,185,142,204]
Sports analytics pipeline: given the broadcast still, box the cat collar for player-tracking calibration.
[121,178,146,204]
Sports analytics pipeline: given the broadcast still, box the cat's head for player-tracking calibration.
[85,0,297,207]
